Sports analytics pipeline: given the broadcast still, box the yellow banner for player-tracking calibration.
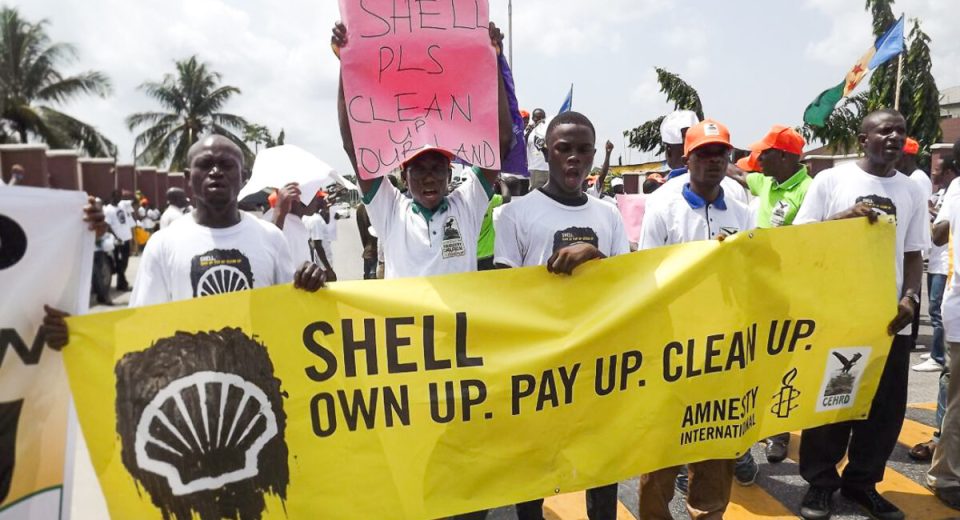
[64,219,896,520]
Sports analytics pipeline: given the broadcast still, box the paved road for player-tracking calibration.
[72,214,948,519]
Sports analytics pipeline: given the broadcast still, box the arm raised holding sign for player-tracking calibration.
[333,21,512,195]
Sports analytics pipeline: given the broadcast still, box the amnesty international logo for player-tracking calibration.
[771,368,800,419]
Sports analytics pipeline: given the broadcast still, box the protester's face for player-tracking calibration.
[687,144,731,188]
[189,142,243,208]
[665,143,685,170]
[859,113,906,166]
[532,109,545,124]
[759,149,788,178]
[546,123,596,195]
[522,115,530,127]
[613,185,625,195]
[403,152,451,209]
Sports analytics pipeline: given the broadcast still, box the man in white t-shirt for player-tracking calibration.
[646,110,748,208]
[42,136,325,344]
[525,108,549,190]
[494,111,626,520]
[104,191,136,291]
[332,21,512,280]
[262,182,321,271]
[793,110,926,520]
[304,197,338,279]
[637,119,751,520]
[900,138,935,357]
[159,187,188,229]
[927,140,960,511]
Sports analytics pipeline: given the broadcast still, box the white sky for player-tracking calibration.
[14,0,960,175]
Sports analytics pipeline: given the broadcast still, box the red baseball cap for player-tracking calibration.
[749,125,805,156]
[400,145,456,169]
[903,138,920,155]
[684,119,732,156]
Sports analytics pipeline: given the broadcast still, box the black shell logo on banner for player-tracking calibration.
[115,328,288,520]
[0,214,28,270]
[134,371,279,495]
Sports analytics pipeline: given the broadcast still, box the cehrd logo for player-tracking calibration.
[0,214,27,270]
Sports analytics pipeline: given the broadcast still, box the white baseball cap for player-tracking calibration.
[660,110,701,145]
[610,177,624,187]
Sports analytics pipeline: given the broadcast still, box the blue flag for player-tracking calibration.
[868,16,905,70]
[558,84,573,114]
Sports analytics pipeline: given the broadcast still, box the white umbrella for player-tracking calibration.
[239,145,338,205]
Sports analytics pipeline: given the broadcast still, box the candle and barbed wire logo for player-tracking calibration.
[771,368,801,419]
[114,328,288,520]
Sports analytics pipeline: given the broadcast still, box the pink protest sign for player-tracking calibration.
[338,0,499,179]
[616,194,647,245]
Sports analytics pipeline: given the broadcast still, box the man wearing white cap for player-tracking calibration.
[332,22,513,279]
[649,110,748,206]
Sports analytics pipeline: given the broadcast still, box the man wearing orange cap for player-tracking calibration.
[638,119,753,519]
[746,125,812,229]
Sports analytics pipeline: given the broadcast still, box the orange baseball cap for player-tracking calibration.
[520,110,530,118]
[400,144,456,169]
[684,119,732,156]
[749,125,805,156]
[736,150,762,172]
[903,138,920,155]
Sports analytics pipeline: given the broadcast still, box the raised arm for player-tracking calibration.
[596,141,614,190]
[332,22,376,195]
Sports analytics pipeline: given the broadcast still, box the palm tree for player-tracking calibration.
[623,68,704,155]
[127,56,252,170]
[0,7,115,156]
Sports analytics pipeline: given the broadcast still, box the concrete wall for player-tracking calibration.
[167,173,186,192]
[0,144,48,187]
[46,150,80,190]
[156,171,168,208]
[136,167,158,204]
[116,165,136,194]
[79,158,117,201]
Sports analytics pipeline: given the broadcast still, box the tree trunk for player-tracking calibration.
[17,127,27,144]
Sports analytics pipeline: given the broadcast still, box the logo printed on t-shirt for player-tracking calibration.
[190,249,255,297]
[855,194,897,219]
[116,208,127,225]
[441,217,466,259]
[552,227,599,253]
[770,200,792,227]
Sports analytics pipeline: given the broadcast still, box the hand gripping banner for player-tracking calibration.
[64,219,896,519]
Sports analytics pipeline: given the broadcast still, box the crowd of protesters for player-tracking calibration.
[29,17,960,520]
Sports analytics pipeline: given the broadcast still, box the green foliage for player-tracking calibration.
[0,6,115,156]
[244,124,286,151]
[903,19,941,159]
[127,56,252,170]
[623,68,703,154]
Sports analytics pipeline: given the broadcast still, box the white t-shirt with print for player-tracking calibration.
[494,189,630,267]
[639,186,754,248]
[795,162,927,335]
[649,172,748,207]
[935,182,960,340]
[526,122,548,171]
[129,212,294,307]
[366,169,490,279]
[104,203,134,242]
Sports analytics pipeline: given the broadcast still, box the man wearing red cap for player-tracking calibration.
[746,125,812,229]
[793,110,925,520]
[637,119,753,519]
[331,22,513,279]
